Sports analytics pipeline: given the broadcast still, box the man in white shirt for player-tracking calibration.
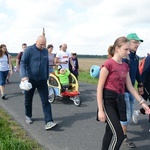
[55,43,75,70]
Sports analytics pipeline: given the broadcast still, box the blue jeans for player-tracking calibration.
[25,79,53,124]
[0,71,9,85]
[120,92,135,125]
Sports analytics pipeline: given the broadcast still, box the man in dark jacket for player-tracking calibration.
[121,33,144,148]
[20,35,57,130]
[132,55,150,123]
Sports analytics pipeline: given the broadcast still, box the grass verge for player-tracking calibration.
[0,107,43,150]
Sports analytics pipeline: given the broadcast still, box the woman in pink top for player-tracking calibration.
[97,36,150,150]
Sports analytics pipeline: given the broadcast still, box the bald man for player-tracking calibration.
[20,35,57,130]
[55,43,75,70]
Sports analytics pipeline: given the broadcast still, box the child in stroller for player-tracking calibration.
[55,68,70,92]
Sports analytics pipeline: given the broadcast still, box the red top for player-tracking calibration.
[102,58,129,94]
[17,51,23,59]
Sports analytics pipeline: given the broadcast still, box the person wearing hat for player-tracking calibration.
[69,52,79,80]
[120,33,144,148]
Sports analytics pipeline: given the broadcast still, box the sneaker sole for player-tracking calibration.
[123,143,136,148]
[26,121,33,124]
[45,123,57,130]
[1,96,7,100]
[123,140,136,148]
[26,117,33,124]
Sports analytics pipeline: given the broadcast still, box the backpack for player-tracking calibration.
[139,57,146,74]
[17,51,23,64]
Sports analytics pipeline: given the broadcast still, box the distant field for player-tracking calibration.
[11,57,106,71]
[78,57,143,71]
[78,58,106,71]
[11,57,142,72]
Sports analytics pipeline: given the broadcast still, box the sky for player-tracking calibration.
[0,0,150,56]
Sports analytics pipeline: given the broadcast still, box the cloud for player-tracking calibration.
[0,0,150,56]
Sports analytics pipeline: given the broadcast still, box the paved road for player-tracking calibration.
[0,72,150,150]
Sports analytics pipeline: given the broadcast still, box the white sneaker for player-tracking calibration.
[45,121,57,130]
[132,110,139,123]
[26,116,33,124]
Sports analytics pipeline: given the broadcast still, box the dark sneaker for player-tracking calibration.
[6,79,10,84]
[1,94,6,100]
[123,138,136,148]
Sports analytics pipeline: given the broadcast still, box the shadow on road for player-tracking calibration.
[54,111,96,130]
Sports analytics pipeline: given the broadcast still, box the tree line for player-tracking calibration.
[9,53,108,58]
[9,53,144,59]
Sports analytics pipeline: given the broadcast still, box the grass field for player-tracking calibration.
[78,58,105,71]
[11,57,105,84]
[0,107,42,150]
[77,58,106,84]
[11,57,105,71]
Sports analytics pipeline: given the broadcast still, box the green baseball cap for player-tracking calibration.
[127,33,143,42]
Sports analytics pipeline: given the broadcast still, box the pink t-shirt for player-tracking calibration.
[102,58,129,94]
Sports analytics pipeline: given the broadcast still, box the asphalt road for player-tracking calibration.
[0,72,150,150]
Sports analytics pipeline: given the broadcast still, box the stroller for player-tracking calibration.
[47,72,81,107]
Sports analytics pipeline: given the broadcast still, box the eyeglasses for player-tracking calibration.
[130,40,141,45]
[72,53,76,56]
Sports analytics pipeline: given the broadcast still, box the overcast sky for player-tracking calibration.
[0,0,150,56]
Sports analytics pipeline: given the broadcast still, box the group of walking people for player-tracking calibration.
[0,35,79,131]
[17,36,79,130]
[1,33,150,149]
[97,33,150,149]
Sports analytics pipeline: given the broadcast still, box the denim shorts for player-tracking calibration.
[0,71,9,85]
[120,92,135,125]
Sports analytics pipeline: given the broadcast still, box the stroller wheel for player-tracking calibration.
[73,96,81,107]
[48,87,55,103]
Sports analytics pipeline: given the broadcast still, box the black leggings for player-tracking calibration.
[102,99,124,150]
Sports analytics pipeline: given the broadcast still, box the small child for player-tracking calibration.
[55,68,70,91]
